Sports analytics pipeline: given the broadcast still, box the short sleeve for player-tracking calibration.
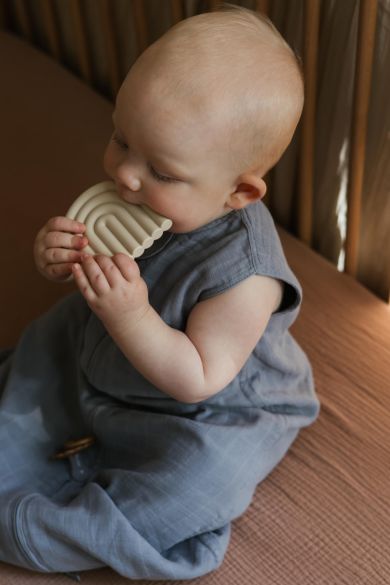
[195,203,302,317]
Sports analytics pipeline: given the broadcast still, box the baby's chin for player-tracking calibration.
[169,210,232,234]
[168,217,203,234]
[168,222,196,234]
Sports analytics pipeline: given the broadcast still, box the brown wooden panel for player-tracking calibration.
[298,0,320,246]
[170,0,183,24]
[69,0,92,83]
[256,0,270,15]
[39,0,61,59]
[99,0,121,98]
[209,0,220,12]
[0,0,7,28]
[345,0,378,276]
[132,0,148,55]
[13,0,32,40]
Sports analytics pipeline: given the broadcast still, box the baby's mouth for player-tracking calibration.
[116,185,142,206]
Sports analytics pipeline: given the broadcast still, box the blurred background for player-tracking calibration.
[1,0,389,301]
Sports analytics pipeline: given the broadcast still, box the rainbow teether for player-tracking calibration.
[66,181,172,259]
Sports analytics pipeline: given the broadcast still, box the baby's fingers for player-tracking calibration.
[112,253,140,282]
[45,262,75,281]
[44,247,85,265]
[45,231,88,251]
[72,263,96,301]
[78,256,111,295]
[46,216,86,235]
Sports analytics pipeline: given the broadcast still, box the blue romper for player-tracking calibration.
[0,201,319,579]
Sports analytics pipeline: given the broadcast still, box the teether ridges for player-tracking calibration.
[66,181,172,258]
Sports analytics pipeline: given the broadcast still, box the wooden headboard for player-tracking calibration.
[1,0,387,301]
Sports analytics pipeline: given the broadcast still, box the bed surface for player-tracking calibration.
[1,31,390,585]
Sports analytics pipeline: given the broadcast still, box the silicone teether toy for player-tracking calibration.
[66,181,172,259]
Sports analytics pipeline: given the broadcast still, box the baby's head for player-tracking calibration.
[104,4,304,233]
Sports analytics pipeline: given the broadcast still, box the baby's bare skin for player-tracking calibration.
[34,216,88,281]
[34,8,301,403]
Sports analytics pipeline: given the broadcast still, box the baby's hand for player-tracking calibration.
[72,253,150,332]
[34,216,88,281]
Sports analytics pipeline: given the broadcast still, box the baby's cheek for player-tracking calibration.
[154,196,188,223]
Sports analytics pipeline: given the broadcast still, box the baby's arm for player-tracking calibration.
[73,253,282,403]
[34,217,88,281]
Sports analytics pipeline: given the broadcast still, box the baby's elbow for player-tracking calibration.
[177,392,211,405]
[170,364,235,404]
[176,384,222,405]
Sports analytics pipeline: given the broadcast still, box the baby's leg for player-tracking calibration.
[0,291,298,578]
[0,292,97,568]
[0,484,231,579]
[0,406,297,579]
[0,293,91,496]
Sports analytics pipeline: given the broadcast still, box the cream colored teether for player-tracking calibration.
[66,181,172,259]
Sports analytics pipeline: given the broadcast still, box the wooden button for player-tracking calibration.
[52,435,95,460]
[64,436,95,449]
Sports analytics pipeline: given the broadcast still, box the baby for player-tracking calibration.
[0,4,319,580]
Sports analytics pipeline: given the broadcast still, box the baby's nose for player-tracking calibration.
[125,177,141,191]
[116,165,142,193]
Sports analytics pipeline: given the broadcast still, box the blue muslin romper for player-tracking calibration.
[0,201,319,579]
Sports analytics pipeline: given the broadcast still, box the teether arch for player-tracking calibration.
[66,181,172,259]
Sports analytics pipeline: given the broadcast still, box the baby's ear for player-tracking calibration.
[226,173,267,210]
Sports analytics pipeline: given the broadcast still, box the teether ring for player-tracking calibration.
[66,181,172,258]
